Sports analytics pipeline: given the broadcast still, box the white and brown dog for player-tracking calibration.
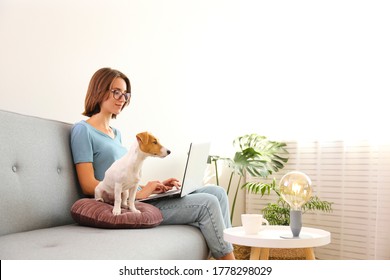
[95,131,170,215]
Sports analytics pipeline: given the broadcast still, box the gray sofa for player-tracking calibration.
[0,110,209,259]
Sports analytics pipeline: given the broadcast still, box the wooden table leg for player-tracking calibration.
[250,247,261,260]
[260,248,270,260]
[304,248,315,260]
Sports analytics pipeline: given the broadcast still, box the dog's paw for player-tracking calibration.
[95,198,104,202]
[121,203,129,209]
[129,207,141,214]
[112,207,122,216]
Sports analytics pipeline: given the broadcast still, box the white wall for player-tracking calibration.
[1,0,389,184]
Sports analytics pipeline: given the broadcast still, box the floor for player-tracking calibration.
[233,245,306,260]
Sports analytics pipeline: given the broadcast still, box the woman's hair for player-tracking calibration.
[83,67,131,119]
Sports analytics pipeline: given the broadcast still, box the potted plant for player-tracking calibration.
[209,133,333,221]
[208,133,289,222]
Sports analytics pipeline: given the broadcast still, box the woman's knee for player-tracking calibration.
[206,185,229,203]
[188,193,222,219]
[199,185,227,197]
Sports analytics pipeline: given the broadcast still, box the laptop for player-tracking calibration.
[137,142,211,202]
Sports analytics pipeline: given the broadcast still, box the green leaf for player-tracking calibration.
[210,133,293,223]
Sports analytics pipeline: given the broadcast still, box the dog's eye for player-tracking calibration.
[153,140,158,144]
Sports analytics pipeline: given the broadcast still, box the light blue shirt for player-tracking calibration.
[70,120,127,181]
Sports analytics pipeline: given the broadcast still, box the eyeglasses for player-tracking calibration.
[110,89,131,102]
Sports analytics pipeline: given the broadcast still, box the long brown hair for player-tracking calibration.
[83,67,131,119]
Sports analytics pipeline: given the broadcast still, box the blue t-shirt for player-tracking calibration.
[70,120,127,181]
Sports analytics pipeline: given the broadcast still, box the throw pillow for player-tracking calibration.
[71,198,163,229]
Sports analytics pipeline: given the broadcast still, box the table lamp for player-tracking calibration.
[279,171,312,238]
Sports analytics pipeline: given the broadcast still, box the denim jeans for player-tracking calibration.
[149,185,234,259]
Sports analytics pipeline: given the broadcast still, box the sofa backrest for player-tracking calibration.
[0,110,83,236]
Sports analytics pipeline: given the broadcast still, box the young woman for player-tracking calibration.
[70,67,235,260]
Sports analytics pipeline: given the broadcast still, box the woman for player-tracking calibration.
[70,67,235,260]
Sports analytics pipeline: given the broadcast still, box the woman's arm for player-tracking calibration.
[75,162,100,196]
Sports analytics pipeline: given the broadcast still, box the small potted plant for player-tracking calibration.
[247,181,333,226]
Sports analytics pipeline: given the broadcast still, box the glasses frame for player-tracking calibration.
[110,89,131,103]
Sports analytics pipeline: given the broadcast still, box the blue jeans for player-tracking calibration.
[149,185,234,259]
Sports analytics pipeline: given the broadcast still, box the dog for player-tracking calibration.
[95,131,170,215]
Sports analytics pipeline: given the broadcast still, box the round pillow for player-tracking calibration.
[70,198,163,229]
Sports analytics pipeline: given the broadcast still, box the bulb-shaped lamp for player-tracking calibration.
[279,171,312,237]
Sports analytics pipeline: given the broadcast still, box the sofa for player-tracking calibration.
[0,110,209,259]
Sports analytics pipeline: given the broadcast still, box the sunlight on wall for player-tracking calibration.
[0,0,389,181]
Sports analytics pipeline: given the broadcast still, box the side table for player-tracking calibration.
[224,226,331,260]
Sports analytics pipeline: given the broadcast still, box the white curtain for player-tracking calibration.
[246,140,390,260]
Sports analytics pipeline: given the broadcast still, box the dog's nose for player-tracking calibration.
[167,150,171,155]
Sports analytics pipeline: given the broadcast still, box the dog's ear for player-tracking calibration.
[136,132,149,144]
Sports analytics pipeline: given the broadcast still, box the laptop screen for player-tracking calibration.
[137,142,210,201]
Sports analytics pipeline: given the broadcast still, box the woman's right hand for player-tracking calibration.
[149,180,170,194]
[136,180,169,199]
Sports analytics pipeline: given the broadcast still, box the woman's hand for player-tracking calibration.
[135,179,181,200]
[162,178,181,189]
[150,181,170,194]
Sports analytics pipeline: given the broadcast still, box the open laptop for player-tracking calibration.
[137,142,210,202]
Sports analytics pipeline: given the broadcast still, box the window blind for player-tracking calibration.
[245,140,390,260]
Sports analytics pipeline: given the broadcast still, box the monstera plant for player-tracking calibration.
[208,134,289,221]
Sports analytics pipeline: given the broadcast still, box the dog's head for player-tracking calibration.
[136,131,171,158]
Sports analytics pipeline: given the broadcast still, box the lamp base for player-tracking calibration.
[290,209,302,237]
[280,234,311,239]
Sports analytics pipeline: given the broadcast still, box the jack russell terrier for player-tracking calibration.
[95,131,170,215]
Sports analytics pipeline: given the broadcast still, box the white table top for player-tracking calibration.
[224,226,331,248]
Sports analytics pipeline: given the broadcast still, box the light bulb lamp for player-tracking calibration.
[279,171,312,238]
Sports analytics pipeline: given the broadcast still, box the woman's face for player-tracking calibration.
[100,77,128,116]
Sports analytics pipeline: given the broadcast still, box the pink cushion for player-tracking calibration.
[70,198,163,229]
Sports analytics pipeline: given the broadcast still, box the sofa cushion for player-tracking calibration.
[71,198,163,229]
[0,224,209,259]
